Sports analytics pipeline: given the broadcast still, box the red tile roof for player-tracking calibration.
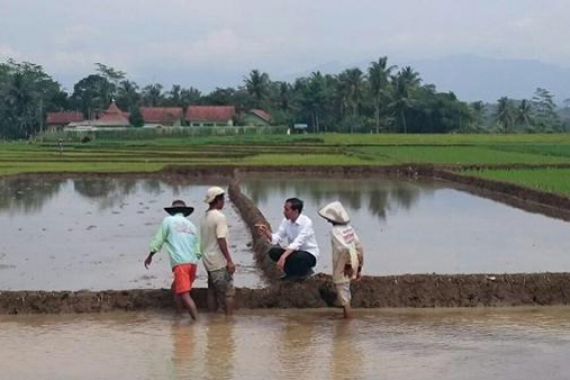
[141,107,184,124]
[96,102,130,126]
[46,112,84,125]
[250,109,272,123]
[186,106,236,123]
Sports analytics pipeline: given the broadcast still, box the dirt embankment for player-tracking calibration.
[228,179,282,281]
[431,169,570,221]
[2,273,570,314]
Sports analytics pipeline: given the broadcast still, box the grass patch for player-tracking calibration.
[464,168,570,196]
[348,146,570,165]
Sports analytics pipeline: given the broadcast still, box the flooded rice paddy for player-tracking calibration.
[240,175,570,275]
[1,174,570,292]
[1,307,570,379]
[0,176,261,291]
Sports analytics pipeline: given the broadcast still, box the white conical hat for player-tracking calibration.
[318,201,350,224]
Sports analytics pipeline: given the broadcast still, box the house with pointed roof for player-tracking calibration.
[65,101,131,131]
[141,107,184,127]
[241,109,272,126]
[185,106,236,127]
[95,101,130,127]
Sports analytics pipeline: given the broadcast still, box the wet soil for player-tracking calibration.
[2,272,570,314]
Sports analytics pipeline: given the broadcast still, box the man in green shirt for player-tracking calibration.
[144,200,201,320]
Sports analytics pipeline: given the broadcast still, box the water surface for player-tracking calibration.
[241,175,570,275]
[1,307,570,379]
[0,176,261,290]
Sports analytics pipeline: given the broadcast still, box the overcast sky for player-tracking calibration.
[1,0,569,92]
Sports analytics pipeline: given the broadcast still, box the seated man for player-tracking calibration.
[257,197,319,280]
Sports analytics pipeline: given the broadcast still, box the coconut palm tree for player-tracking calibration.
[368,57,396,133]
[244,69,270,108]
[516,99,533,129]
[337,68,365,133]
[389,67,421,133]
[496,97,515,133]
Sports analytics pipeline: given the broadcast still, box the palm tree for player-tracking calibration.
[368,57,396,133]
[389,67,421,133]
[496,97,514,133]
[470,101,485,129]
[337,68,365,133]
[117,80,140,112]
[244,69,270,108]
[142,84,164,107]
[516,99,533,129]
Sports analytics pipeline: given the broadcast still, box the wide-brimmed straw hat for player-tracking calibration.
[204,186,225,204]
[318,201,350,224]
[164,200,194,216]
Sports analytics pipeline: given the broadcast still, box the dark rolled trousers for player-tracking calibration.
[268,246,316,276]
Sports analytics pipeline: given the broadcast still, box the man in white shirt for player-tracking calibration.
[257,198,319,280]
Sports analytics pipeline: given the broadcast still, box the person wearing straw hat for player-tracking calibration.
[200,186,236,315]
[318,201,364,318]
[144,199,201,321]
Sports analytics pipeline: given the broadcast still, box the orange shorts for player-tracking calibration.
[172,264,197,295]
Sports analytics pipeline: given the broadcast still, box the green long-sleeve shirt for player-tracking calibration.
[150,214,201,269]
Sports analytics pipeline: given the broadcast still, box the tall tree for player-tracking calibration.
[141,83,164,106]
[116,80,140,112]
[70,74,111,118]
[94,63,125,105]
[337,68,365,133]
[389,67,421,133]
[532,88,561,131]
[0,60,66,138]
[244,69,270,108]
[495,97,515,132]
[368,57,396,133]
[515,99,533,129]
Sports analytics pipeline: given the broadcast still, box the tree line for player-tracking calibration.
[0,57,568,139]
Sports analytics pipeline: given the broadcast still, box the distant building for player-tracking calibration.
[241,109,272,126]
[65,101,130,131]
[293,123,309,133]
[95,101,130,127]
[46,112,84,132]
[140,107,184,127]
[185,106,236,127]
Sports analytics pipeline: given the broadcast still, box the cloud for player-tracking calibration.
[2,0,570,90]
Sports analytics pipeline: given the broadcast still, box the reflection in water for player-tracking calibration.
[242,177,426,221]
[204,317,235,380]
[0,177,65,214]
[331,320,364,380]
[277,314,317,379]
[172,321,197,380]
[73,178,139,210]
[2,308,570,380]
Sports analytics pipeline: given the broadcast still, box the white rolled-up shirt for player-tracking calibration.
[271,214,320,258]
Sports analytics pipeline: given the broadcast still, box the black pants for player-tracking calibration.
[268,246,316,276]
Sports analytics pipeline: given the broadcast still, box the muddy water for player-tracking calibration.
[0,177,262,290]
[1,307,570,379]
[240,176,570,275]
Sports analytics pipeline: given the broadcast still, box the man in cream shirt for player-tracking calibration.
[257,197,319,280]
[200,186,235,315]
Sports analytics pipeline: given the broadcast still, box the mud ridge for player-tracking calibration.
[2,273,570,314]
[228,179,282,281]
